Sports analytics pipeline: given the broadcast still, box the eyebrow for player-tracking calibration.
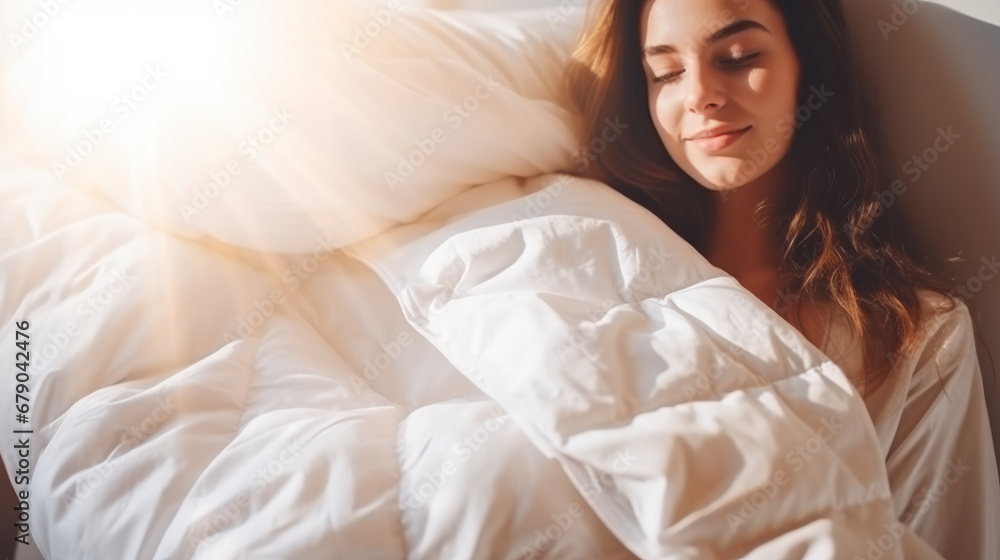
[643,19,771,57]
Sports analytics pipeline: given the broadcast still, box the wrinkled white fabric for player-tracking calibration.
[820,294,1000,559]
[1,158,985,558]
[0,160,630,559]
[343,173,962,559]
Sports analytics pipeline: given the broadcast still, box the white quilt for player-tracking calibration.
[0,159,947,559]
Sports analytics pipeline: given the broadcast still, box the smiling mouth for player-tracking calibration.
[687,126,752,152]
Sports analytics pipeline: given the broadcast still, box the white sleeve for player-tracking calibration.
[883,301,1000,560]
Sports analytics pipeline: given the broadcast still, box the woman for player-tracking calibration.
[564,0,1000,557]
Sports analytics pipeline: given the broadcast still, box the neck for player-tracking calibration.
[703,164,790,276]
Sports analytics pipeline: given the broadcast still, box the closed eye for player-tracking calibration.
[721,52,761,67]
[653,70,684,84]
[653,53,760,84]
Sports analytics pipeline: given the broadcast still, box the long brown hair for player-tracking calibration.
[564,0,957,393]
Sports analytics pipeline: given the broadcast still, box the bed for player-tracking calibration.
[0,0,997,559]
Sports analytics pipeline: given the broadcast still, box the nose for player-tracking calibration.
[684,64,726,115]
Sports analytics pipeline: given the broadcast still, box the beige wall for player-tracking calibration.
[937,0,1000,26]
[842,0,1000,471]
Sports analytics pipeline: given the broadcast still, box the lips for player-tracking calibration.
[687,125,752,152]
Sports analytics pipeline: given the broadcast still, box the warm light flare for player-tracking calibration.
[7,0,236,137]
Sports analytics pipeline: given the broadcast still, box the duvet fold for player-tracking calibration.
[344,173,946,559]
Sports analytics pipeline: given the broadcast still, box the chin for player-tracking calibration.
[687,162,757,192]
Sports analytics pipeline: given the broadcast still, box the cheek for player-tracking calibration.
[762,61,801,125]
[649,91,685,153]
[748,67,798,126]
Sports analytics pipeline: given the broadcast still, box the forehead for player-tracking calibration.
[641,0,783,50]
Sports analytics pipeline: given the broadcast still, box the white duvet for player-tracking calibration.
[0,159,949,559]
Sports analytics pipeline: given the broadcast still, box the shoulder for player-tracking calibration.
[908,289,975,372]
[903,289,979,398]
[860,289,984,458]
[818,288,977,400]
[913,288,964,326]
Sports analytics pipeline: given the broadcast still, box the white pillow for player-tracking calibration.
[1,0,584,253]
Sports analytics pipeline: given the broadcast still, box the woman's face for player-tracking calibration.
[640,0,801,192]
